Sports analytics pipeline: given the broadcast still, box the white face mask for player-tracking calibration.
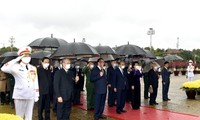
[43,63,49,69]
[75,66,80,69]
[154,66,158,71]
[65,64,71,70]
[135,65,139,70]
[90,64,94,69]
[121,65,125,69]
[103,66,106,70]
[113,64,117,67]
[60,64,62,68]
[21,57,31,64]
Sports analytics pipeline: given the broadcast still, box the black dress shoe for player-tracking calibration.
[167,99,171,101]
[144,97,150,99]
[108,105,113,107]
[132,107,140,110]
[163,99,168,101]
[149,103,154,106]
[121,110,127,113]
[116,110,121,114]
[154,102,159,105]
[99,116,107,119]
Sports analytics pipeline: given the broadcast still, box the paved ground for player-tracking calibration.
[0,73,200,120]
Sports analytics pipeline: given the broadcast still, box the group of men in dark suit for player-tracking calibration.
[37,57,81,120]
[148,61,172,106]
[36,56,172,120]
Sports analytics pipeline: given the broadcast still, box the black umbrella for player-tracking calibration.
[31,51,51,59]
[144,50,156,59]
[0,52,18,58]
[0,52,18,64]
[115,43,146,56]
[164,55,183,61]
[143,60,160,73]
[88,55,115,62]
[28,34,68,49]
[95,45,116,55]
[51,42,99,58]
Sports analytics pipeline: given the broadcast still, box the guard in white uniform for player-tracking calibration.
[187,60,195,81]
[1,46,39,120]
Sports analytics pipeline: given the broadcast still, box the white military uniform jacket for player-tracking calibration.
[1,58,39,100]
[187,65,194,78]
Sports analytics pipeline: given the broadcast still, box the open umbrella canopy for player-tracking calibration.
[28,34,68,49]
[88,54,114,62]
[164,55,183,61]
[95,45,116,55]
[144,50,156,59]
[0,52,18,63]
[31,51,51,59]
[51,42,99,58]
[143,60,160,73]
[115,43,146,56]
[0,52,18,58]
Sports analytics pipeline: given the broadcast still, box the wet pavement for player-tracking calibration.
[0,74,200,120]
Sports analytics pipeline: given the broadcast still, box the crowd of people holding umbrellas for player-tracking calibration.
[0,35,194,120]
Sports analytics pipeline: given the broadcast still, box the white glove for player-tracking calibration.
[34,97,39,102]
[15,55,24,62]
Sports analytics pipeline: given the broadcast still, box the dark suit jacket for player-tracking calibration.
[71,68,84,89]
[107,66,116,88]
[90,66,107,94]
[54,69,74,101]
[161,67,171,83]
[148,69,159,88]
[114,67,128,90]
[37,66,52,95]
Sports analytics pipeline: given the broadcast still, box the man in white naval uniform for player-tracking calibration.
[1,46,39,120]
[187,60,195,81]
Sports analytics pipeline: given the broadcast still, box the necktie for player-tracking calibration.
[26,65,28,70]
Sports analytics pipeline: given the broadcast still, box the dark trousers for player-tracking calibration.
[162,82,170,100]
[57,100,72,120]
[126,88,132,102]
[108,87,116,106]
[38,94,50,120]
[94,93,106,119]
[143,73,150,99]
[150,86,158,104]
[80,79,84,91]
[0,92,5,104]
[53,95,57,114]
[73,88,81,104]
[10,85,14,105]
[116,89,126,111]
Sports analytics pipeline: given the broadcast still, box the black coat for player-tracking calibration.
[71,68,84,89]
[114,67,128,90]
[54,69,75,101]
[91,66,107,94]
[148,69,159,88]
[161,67,171,83]
[107,66,116,88]
[37,66,52,95]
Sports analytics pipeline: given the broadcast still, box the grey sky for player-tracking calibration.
[0,0,199,50]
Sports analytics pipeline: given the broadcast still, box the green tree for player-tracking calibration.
[0,47,18,55]
[178,50,193,61]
